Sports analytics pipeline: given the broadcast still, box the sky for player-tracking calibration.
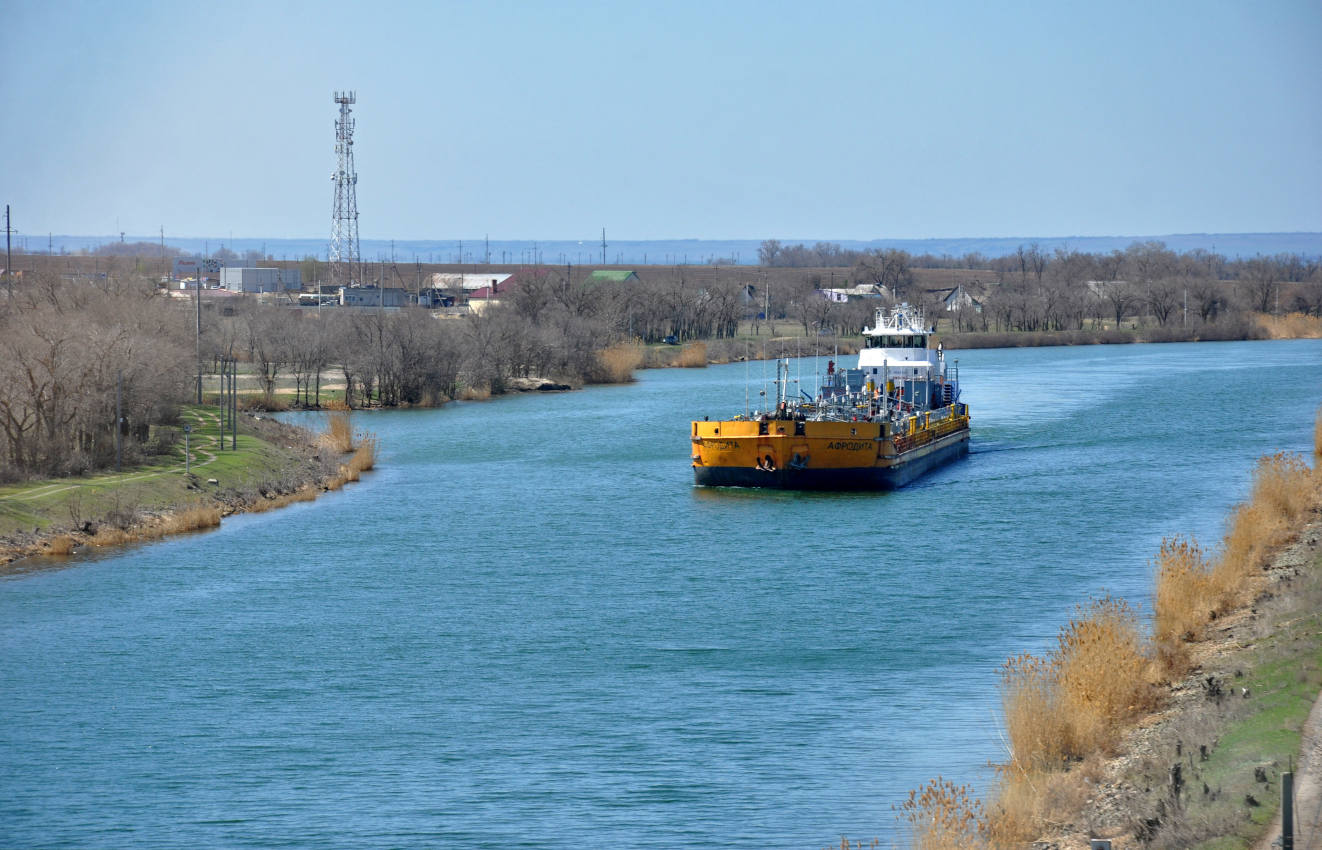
[2,0,1320,242]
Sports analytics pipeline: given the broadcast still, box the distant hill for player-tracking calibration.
[23,232,1322,266]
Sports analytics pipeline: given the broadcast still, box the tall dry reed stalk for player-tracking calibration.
[595,342,644,383]
[46,535,75,555]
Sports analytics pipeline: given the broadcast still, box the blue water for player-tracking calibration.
[2,339,1319,848]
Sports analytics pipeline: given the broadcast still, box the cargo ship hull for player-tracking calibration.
[690,411,970,491]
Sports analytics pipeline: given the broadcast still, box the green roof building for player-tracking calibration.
[586,270,640,283]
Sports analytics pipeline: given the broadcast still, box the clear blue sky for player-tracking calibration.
[3,0,1319,242]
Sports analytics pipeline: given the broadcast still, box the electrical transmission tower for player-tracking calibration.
[330,91,361,288]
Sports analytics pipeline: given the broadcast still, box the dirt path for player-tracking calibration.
[1256,687,1322,849]
[0,411,225,504]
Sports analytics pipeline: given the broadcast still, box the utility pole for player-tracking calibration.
[4,204,12,298]
[115,370,123,473]
[195,265,202,404]
[601,227,607,265]
[485,234,489,265]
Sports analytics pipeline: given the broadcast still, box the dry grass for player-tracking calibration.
[991,598,1155,843]
[322,398,351,411]
[321,410,355,454]
[45,534,75,555]
[1153,452,1318,677]
[594,342,645,383]
[458,384,491,401]
[895,778,985,850]
[1000,597,1152,777]
[247,488,318,513]
[159,506,221,534]
[1255,312,1322,339]
[89,526,132,547]
[1153,536,1220,650]
[326,434,377,490]
[1055,597,1153,754]
[1220,452,1316,578]
[906,440,1322,850]
[1316,404,1322,461]
[676,341,708,367]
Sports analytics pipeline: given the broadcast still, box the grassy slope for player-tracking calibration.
[1181,543,1322,849]
[0,405,326,552]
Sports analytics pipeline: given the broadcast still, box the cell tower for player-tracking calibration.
[330,90,361,288]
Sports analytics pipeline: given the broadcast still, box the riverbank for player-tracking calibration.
[889,412,1322,850]
[0,409,375,570]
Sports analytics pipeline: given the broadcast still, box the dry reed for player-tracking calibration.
[999,597,1151,777]
[595,342,644,383]
[1255,312,1322,340]
[46,534,75,555]
[918,442,1321,850]
[1219,452,1316,584]
[676,341,708,368]
[162,506,221,533]
[1054,597,1151,754]
[321,410,355,454]
[322,398,351,411]
[1152,537,1218,666]
[1315,404,1322,461]
[895,778,985,850]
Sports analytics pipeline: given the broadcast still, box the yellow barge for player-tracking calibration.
[691,304,970,490]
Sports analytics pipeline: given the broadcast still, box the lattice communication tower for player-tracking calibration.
[330,91,361,288]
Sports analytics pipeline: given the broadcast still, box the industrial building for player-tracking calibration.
[339,286,409,308]
[221,267,302,293]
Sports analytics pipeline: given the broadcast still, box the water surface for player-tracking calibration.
[2,339,1319,848]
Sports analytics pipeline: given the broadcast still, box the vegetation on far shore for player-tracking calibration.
[4,242,1321,483]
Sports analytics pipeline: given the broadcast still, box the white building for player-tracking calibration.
[428,272,512,292]
[221,267,302,293]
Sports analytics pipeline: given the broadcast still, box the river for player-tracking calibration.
[2,339,1319,848]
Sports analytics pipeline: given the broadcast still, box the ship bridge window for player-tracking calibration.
[915,335,926,349]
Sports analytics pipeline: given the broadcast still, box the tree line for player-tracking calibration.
[2,242,1318,480]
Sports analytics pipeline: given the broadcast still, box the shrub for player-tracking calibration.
[593,342,644,383]
[676,342,708,367]
[321,410,355,454]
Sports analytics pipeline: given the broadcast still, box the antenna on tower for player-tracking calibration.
[330,90,361,289]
